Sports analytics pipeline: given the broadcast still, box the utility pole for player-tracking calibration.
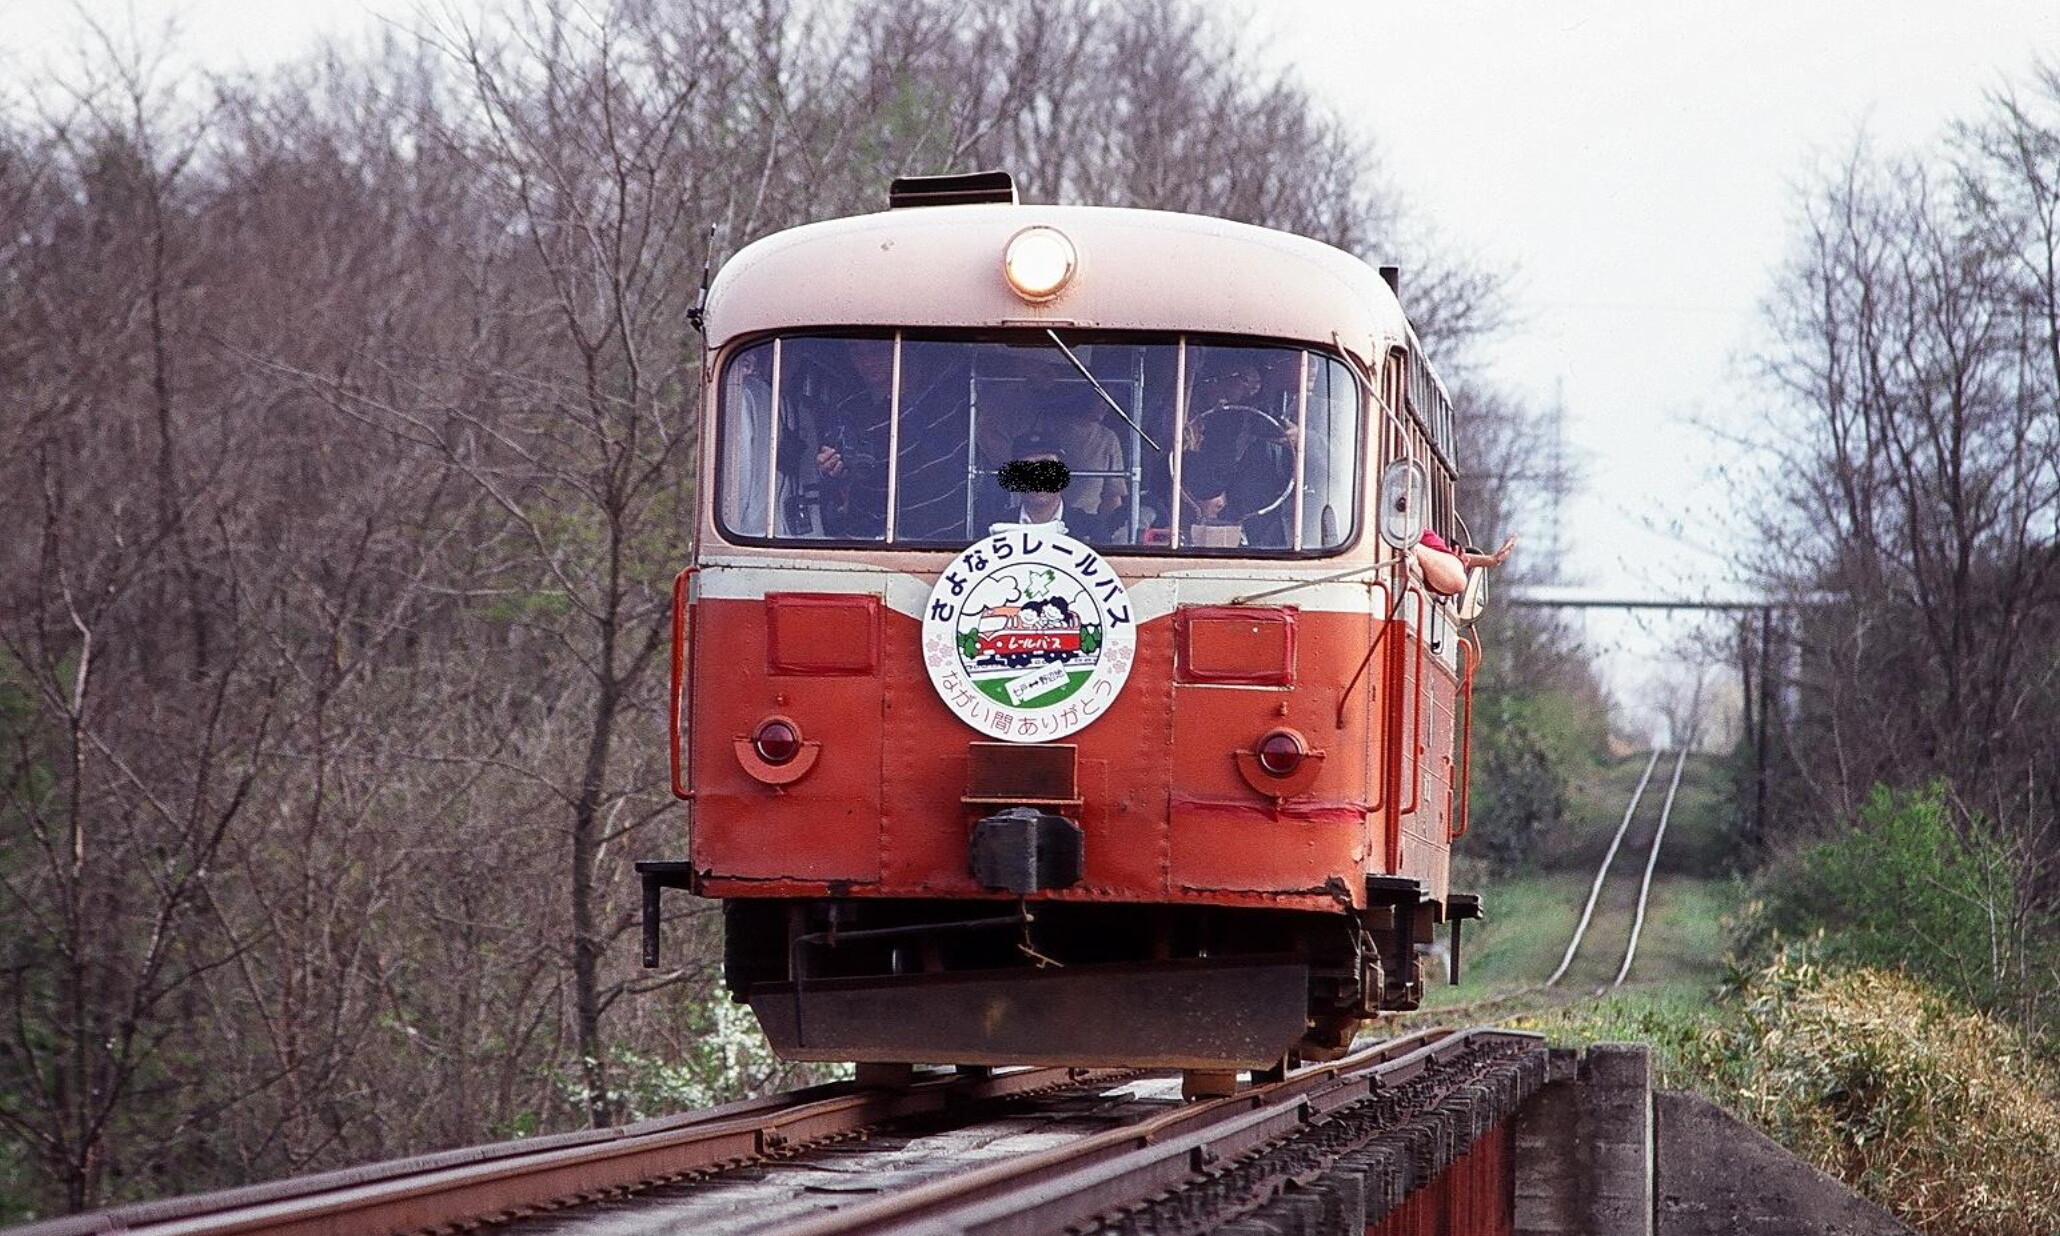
[1544,380,1568,585]
[1755,608,1773,849]
[1506,590,1793,856]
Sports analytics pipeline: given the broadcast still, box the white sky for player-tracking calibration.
[1260,0,2060,730]
[7,0,2057,728]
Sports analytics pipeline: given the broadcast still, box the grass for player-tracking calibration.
[1421,873,1579,1007]
[1553,751,1659,871]
[1422,872,1732,1011]
[1616,875,1732,987]
[1451,957,2060,1236]
[1503,986,1728,1088]
[1426,742,1736,1010]
[1428,845,2060,1236]
[1652,760,1739,876]
[1550,750,1740,877]
[1719,960,2060,1236]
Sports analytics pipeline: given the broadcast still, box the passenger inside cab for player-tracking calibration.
[975,351,1131,539]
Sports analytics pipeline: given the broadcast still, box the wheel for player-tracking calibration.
[1250,1052,1294,1085]
[854,1062,916,1089]
[1296,1013,1361,1062]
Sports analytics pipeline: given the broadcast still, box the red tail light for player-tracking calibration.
[753,718,802,765]
[1256,730,1306,778]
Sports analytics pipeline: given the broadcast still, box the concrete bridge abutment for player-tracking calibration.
[1511,1041,1915,1236]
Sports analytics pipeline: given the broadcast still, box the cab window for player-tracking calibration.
[716,332,1361,556]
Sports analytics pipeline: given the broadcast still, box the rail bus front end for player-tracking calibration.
[638,181,1481,1074]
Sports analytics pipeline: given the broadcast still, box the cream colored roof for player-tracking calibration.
[705,204,1409,368]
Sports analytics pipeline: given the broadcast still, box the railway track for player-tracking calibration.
[1546,747,1692,993]
[20,1028,1547,1236]
[1379,746,1708,1042]
[13,1065,1130,1236]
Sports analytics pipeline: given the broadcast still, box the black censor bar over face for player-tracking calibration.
[999,458,1070,494]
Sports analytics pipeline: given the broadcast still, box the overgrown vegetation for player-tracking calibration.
[1625,63,2060,1230]
[1501,776,2060,1234]
[1741,784,2056,1029]
[1464,764,2059,1232]
[1460,607,1612,873]
[1442,53,2060,1236]
[1456,59,2060,1196]
[1466,681,1607,870]
[1718,955,2060,1236]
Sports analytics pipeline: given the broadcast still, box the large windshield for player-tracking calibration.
[716,332,1361,555]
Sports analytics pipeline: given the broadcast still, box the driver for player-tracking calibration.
[1182,362,1292,547]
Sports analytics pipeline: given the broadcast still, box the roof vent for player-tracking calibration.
[889,170,1019,209]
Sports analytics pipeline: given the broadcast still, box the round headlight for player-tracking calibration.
[1002,226,1077,303]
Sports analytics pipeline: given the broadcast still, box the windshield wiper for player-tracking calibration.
[1044,329,1162,453]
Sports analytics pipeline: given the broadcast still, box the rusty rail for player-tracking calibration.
[1547,747,1693,994]
[13,1065,1130,1236]
[771,1026,1545,1236]
[1614,746,1692,987]
[20,1030,1549,1236]
[1546,749,1663,988]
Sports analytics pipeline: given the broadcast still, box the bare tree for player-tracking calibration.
[0,35,276,1208]
[1747,68,2060,1007]
[394,0,724,1126]
[1754,136,2059,802]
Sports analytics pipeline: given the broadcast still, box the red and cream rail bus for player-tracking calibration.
[640,171,1483,1089]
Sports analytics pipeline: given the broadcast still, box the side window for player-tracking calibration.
[718,340,777,538]
[1300,354,1359,549]
[1377,348,1412,502]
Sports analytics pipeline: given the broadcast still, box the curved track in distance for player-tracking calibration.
[1547,748,1691,993]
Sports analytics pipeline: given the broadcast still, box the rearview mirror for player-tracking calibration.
[1457,566,1488,623]
[1377,459,1428,550]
